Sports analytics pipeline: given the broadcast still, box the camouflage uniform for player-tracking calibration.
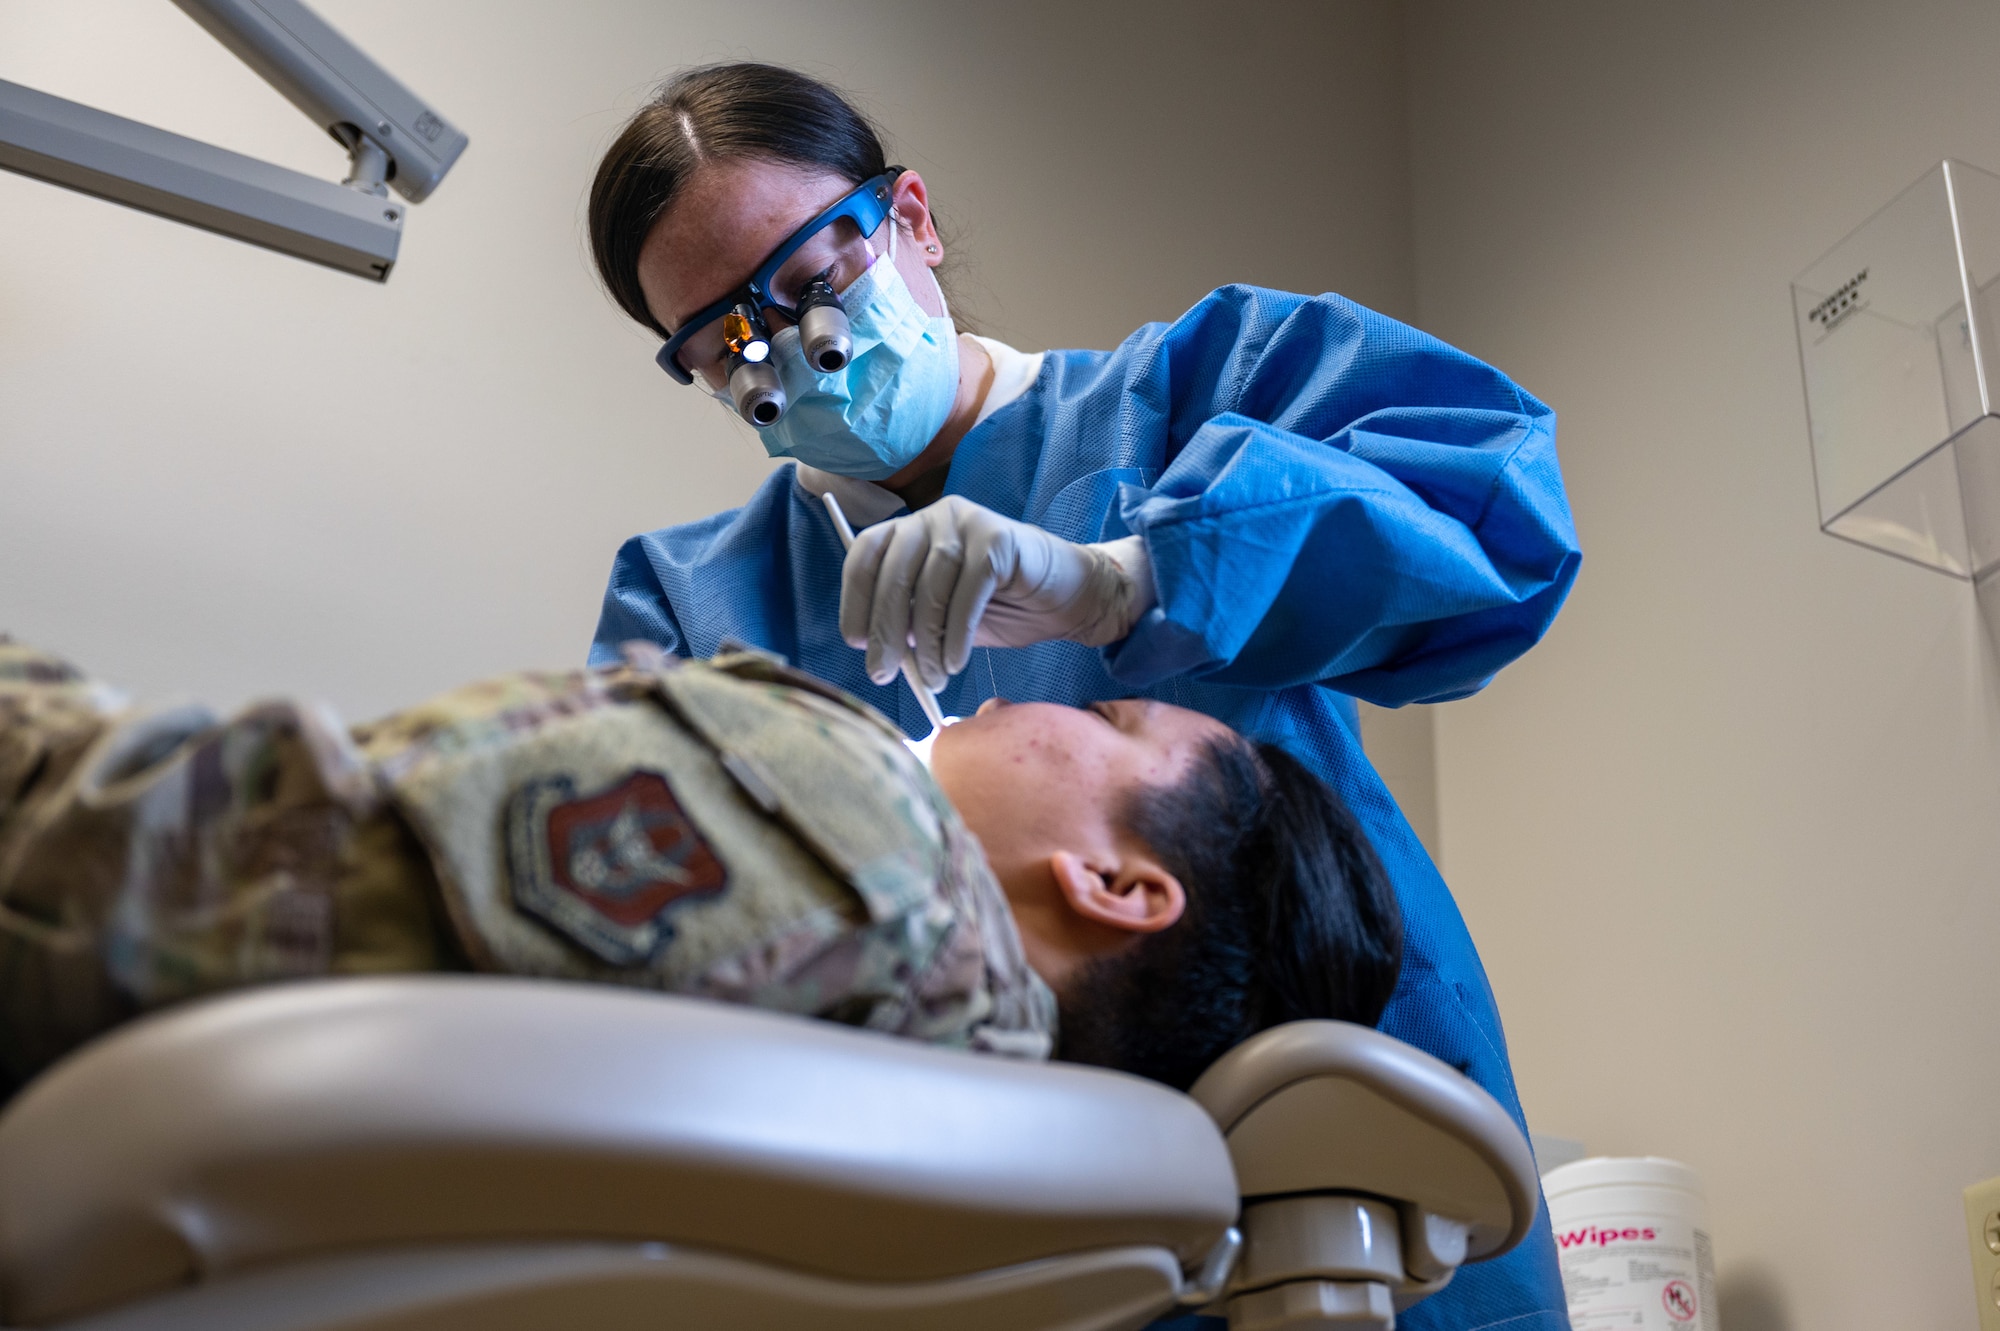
[0,638,1054,1091]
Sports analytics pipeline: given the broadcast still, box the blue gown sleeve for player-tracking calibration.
[587,471,821,671]
[589,534,690,667]
[1103,287,1580,706]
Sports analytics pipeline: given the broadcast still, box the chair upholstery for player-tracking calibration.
[0,976,1238,1325]
[54,1243,1193,1331]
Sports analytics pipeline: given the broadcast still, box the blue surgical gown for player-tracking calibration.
[592,285,1581,1331]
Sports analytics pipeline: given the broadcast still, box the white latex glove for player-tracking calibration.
[839,495,1156,691]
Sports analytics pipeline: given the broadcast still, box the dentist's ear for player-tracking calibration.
[1048,850,1186,935]
[889,170,943,268]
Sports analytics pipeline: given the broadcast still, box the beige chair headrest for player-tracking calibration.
[1188,1020,1540,1260]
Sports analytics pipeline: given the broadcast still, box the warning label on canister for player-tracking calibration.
[1555,1214,1719,1331]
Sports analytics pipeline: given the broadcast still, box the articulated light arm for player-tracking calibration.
[0,0,467,281]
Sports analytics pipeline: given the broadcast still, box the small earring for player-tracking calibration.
[926,244,938,254]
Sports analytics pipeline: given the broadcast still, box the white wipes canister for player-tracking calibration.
[1543,1156,1718,1331]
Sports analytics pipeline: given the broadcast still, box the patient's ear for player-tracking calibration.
[1048,850,1186,935]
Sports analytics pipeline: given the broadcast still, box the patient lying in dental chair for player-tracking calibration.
[0,637,1400,1098]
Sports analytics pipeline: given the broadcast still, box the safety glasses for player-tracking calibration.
[655,169,903,389]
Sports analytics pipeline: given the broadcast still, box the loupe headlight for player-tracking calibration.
[723,304,785,426]
[795,273,852,373]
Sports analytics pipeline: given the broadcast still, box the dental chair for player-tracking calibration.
[0,977,1540,1330]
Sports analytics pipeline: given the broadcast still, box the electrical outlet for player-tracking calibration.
[1967,1176,2000,1331]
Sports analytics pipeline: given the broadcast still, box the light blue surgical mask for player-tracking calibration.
[751,231,960,481]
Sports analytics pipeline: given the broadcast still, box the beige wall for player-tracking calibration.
[1359,700,1439,857]
[1405,2,2000,1325]
[0,0,1415,719]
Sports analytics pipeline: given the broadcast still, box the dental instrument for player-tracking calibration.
[821,490,950,736]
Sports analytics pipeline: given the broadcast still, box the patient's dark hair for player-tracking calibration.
[589,62,889,338]
[1056,739,1403,1092]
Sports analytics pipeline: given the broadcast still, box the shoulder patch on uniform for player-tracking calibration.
[506,768,727,965]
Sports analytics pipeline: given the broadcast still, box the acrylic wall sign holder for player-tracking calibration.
[1794,159,2000,584]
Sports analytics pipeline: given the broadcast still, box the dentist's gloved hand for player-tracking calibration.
[839,495,1157,691]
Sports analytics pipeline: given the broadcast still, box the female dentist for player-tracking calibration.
[587,63,1579,1331]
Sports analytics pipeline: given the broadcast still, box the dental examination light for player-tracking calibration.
[0,0,467,281]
